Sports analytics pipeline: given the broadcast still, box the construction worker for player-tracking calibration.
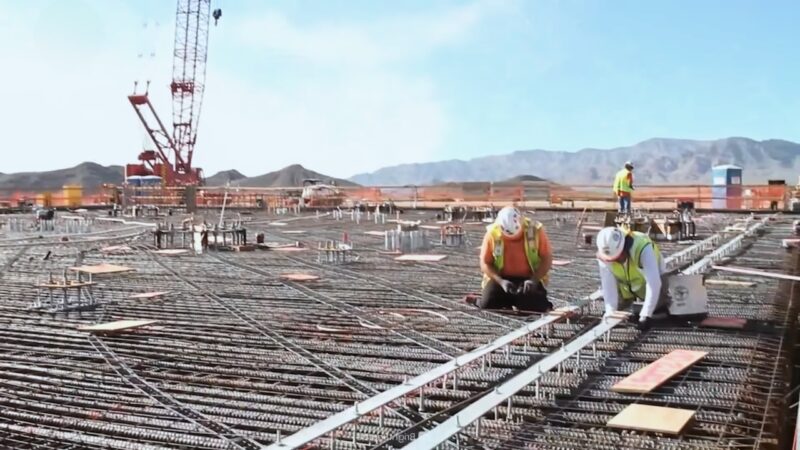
[613,161,634,215]
[478,206,554,312]
[595,226,668,330]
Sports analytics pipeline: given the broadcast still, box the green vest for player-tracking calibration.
[607,232,662,300]
[482,218,547,288]
[613,168,633,193]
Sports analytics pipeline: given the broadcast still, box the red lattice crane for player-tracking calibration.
[126,0,221,186]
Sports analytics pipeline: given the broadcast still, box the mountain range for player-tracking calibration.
[350,137,800,186]
[2,138,797,193]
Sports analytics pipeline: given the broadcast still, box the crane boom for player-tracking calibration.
[126,0,216,186]
[171,0,211,170]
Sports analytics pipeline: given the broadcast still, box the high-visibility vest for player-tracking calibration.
[613,168,633,193]
[607,232,662,300]
[482,218,548,288]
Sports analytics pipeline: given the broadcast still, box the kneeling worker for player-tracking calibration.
[595,227,667,330]
[479,206,554,312]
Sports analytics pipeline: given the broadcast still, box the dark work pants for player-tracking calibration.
[478,277,553,312]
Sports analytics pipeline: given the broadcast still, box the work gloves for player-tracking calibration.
[498,279,516,294]
[499,279,538,295]
[522,279,537,295]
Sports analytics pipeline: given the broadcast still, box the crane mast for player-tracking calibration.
[126,0,218,186]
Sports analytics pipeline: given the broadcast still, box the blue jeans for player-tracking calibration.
[618,196,631,214]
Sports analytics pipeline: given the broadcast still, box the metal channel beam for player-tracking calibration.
[264,308,577,450]
[682,217,769,275]
[399,314,628,450]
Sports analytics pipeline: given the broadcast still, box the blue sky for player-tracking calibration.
[0,0,797,177]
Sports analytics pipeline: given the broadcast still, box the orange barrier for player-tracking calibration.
[0,183,792,211]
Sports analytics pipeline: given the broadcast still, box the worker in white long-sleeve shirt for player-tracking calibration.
[595,227,668,330]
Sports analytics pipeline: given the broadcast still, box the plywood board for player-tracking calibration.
[607,404,695,435]
[69,264,135,275]
[394,254,448,262]
[705,279,756,287]
[612,349,707,393]
[129,292,169,299]
[153,249,190,256]
[78,319,159,333]
[712,265,800,282]
[365,231,387,237]
[281,273,320,282]
[552,259,572,266]
[101,245,133,253]
[700,317,747,329]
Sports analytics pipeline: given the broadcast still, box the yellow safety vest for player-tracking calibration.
[482,218,548,288]
[613,168,633,194]
[607,231,662,300]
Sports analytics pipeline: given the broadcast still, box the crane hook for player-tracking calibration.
[212,8,222,26]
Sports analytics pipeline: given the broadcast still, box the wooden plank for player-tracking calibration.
[38,281,97,289]
[612,349,707,394]
[281,273,320,282]
[282,230,307,234]
[270,246,307,252]
[607,404,695,435]
[153,249,190,256]
[712,265,800,282]
[704,279,756,287]
[394,254,448,262]
[552,259,572,266]
[100,245,133,253]
[364,231,387,237]
[129,292,169,299]
[78,319,159,333]
[69,264,135,275]
[700,317,747,329]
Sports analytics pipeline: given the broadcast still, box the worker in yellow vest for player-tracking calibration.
[613,161,634,215]
[596,227,668,330]
[478,206,554,312]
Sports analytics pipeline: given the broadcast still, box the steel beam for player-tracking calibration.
[264,307,578,450]
[398,314,629,450]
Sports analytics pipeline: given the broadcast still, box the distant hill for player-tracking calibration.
[0,162,123,193]
[225,164,358,188]
[349,137,800,185]
[503,175,549,183]
[204,169,247,186]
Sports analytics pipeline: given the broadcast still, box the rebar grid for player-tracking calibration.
[0,210,791,450]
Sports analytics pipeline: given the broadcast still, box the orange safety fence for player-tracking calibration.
[0,183,793,211]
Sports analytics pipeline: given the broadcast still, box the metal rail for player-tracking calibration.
[399,314,628,450]
[682,216,770,275]
[264,307,578,450]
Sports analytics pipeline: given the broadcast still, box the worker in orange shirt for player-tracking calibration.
[478,206,554,312]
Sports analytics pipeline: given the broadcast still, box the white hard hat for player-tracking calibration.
[495,206,522,237]
[596,227,626,261]
[624,161,634,168]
